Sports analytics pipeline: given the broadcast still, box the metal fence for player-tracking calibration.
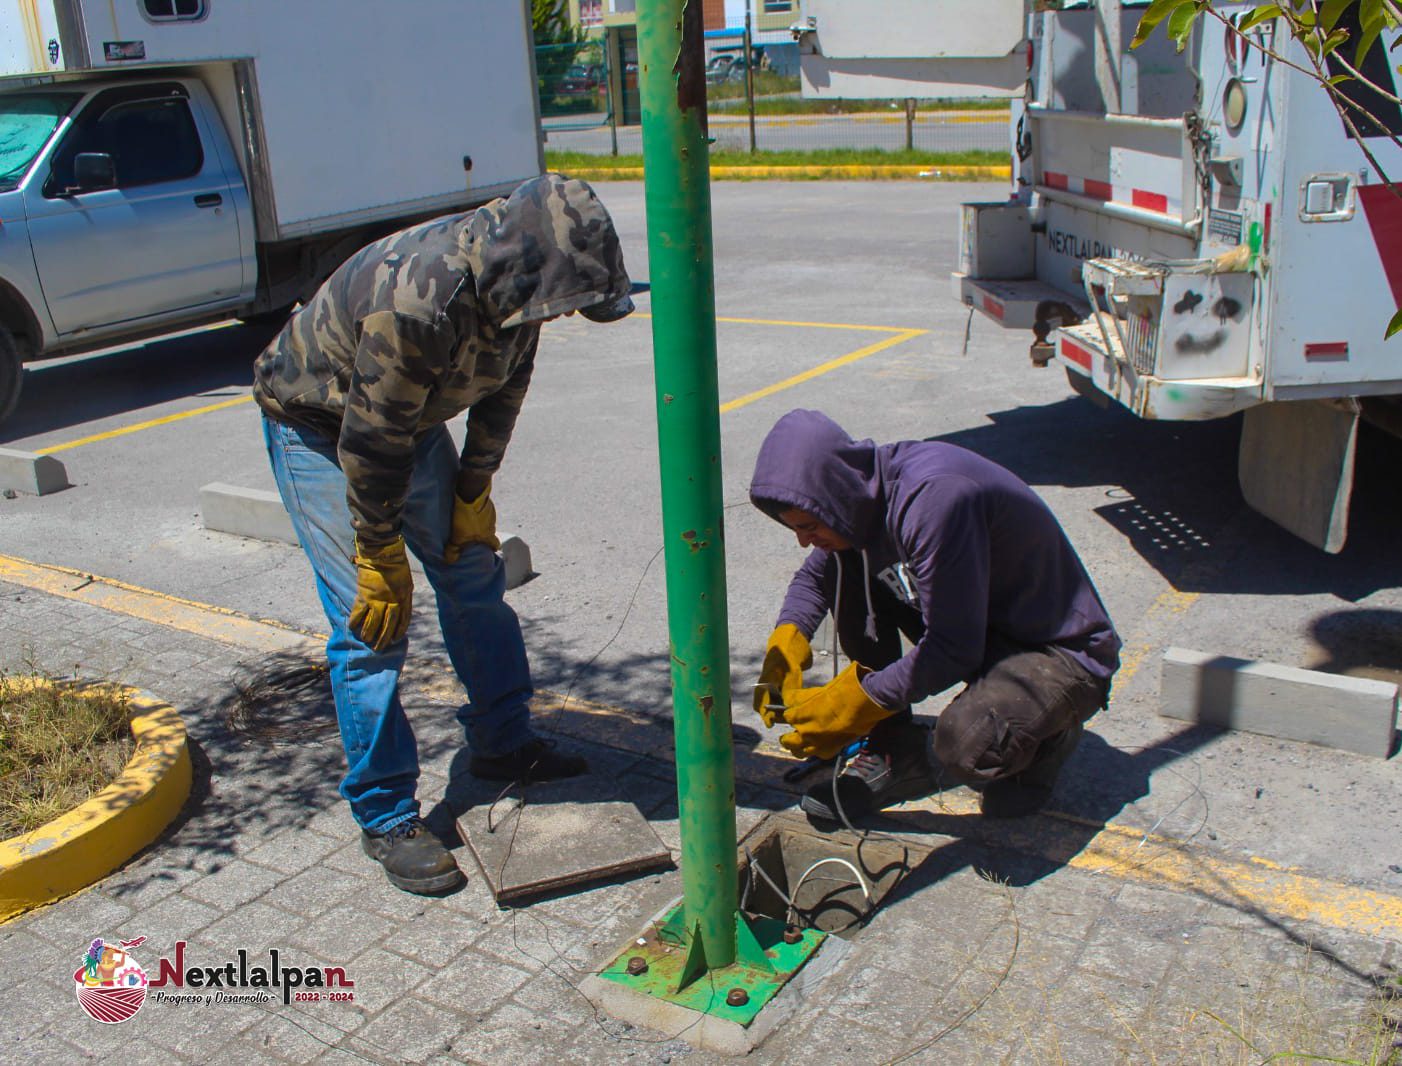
[536,34,1008,157]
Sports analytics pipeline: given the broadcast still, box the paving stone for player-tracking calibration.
[345,997,467,1065]
[413,948,533,1016]
[0,927,80,989]
[17,890,132,945]
[120,893,225,954]
[381,908,497,970]
[99,856,206,911]
[240,830,345,877]
[197,900,308,955]
[510,969,601,1027]
[232,1008,359,1065]
[446,1002,577,1066]
[177,858,285,910]
[335,944,433,1015]
[470,912,580,973]
[271,865,372,919]
[282,903,396,959]
[140,991,265,1057]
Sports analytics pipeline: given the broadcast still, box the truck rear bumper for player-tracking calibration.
[1057,324,1262,421]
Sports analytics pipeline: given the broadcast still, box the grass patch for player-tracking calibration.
[0,673,134,838]
[548,147,1007,171]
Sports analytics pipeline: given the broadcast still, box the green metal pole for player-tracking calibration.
[637,0,738,971]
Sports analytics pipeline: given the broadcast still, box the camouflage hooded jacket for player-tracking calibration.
[253,173,631,547]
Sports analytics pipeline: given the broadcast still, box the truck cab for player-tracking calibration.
[0,78,253,357]
[0,0,544,429]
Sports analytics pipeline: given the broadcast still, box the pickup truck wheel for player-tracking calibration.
[0,327,22,427]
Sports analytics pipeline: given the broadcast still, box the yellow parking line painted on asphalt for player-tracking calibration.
[3,553,1399,942]
[35,314,926,456]
[897,791,1402,941]
[721,328,927,414]
[35,394,253,456]
[1113,587,1200,688]
[635,312,931,411]
[0,552,314,653]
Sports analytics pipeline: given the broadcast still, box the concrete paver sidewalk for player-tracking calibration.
[2,579,1399,1065]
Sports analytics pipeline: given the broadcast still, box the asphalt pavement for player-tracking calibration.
[2,181,1400,1064]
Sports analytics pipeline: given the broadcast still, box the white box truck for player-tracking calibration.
[794,0,1402,552]
[0,0,544,425]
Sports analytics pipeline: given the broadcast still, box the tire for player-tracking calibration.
[0,326,21,429]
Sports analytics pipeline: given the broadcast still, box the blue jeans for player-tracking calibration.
[262,415,534,832]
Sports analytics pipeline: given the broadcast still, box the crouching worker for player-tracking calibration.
[253,174,634,894]
[748,409,1120,823]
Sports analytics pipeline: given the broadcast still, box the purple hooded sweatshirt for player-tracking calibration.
[749,410,1121,709]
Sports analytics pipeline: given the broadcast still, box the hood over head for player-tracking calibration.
[465,172,632,329]
[749,409,884,547]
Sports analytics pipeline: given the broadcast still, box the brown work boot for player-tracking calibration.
[361,817,464,894]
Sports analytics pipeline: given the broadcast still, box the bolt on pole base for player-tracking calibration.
[593,900,823,1029]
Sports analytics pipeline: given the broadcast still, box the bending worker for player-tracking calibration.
[749,409,1120,823]
[253,174,634,894]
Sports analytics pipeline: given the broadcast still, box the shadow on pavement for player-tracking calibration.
[1,319,279,445]
[932,400,1402,600]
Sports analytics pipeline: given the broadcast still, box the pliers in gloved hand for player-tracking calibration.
[756,683,863,782]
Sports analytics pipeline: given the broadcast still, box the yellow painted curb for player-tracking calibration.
[562,164,1012,182]
[0,679,192,923]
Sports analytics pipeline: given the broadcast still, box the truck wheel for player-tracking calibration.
[0,327,21,428]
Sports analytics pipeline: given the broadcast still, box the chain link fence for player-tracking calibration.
[537,23,1008,157]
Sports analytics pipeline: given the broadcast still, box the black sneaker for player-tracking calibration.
[360,817,464,894]
[800,725,942,824]
[467,737,588,783]
[979,722,1084,819]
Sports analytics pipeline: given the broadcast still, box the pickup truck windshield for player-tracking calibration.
[0,93,81,190]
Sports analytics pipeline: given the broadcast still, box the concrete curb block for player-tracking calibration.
[563,164,1012,182]
[1160,646,1400,758]
[200,482,296,544]
[0,681,192,923]
[199,482,534,589]
[0,447,69,496]
[499,534,532,590]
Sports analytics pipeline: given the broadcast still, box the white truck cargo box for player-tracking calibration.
[0,0,542,240]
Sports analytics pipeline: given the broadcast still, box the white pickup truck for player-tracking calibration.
[0,0,545,426]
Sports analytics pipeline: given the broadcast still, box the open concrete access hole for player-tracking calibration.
[738,813,923,940]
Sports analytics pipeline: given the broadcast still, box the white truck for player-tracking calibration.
[793,0,1402,552]
[0,0,544,426]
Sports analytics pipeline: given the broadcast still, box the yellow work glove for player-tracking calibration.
[779,663,894,760]
[348,536,414,651]
[444,482,500,563]
[753,623,812,726]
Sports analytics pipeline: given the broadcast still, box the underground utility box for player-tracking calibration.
[737,811,920,938]
[582,811,931,1054]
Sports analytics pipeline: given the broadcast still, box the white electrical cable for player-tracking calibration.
[790,856,872,907]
